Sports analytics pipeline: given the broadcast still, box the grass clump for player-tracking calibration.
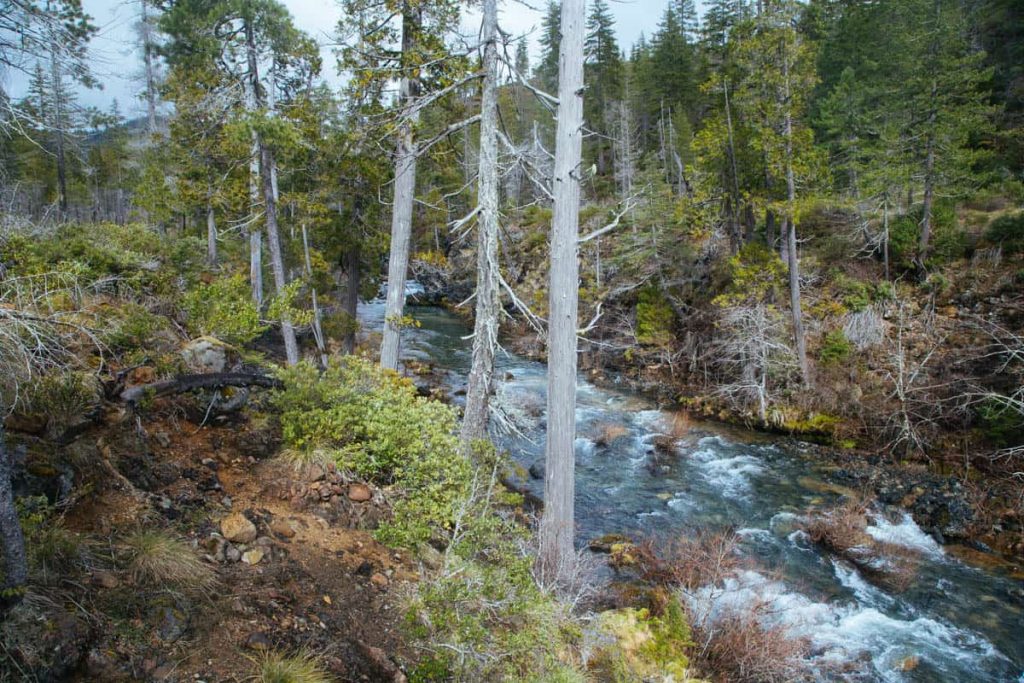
[251,651,332,683]
[16,496,87,586]
[121,530,216,592]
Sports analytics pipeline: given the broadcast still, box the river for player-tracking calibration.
[359,296,1024,683]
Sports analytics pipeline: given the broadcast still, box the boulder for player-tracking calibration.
[221,512,257,544]
[180,336,233,374]
[348,483,373,502]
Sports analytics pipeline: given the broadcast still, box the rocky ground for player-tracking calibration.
[5,395,423,682]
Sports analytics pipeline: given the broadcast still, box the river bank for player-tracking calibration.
[362,297,1024,682]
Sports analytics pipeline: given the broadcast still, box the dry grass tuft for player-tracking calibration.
[593,423,630,447]
[250,651,332,683]
[122,530,216,591]
[633,530,744,591]
[803,499,871,554]
[801,501,921,593]
[691,598,812,683]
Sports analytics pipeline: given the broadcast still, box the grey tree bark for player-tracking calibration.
[782,49,809,387]
[260,143,299,365]
[343,247,360,355]
[918,80,937,268]
[140,0,158,134]
[244,18,264,308]
[460,0,501,450]
[206,202,217,266]
[243,18,297,364]
[0,429,27,612]
[379,5,422,371]
[539,0,585,580]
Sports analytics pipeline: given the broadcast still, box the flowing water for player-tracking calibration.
[360,296,1024,682]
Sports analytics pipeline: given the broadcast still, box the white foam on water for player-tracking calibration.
[667,495,695,513]
[697,454,764,499]
[696,434,731,448]
[865,511,943,557]
[574,438,597,458]
[832,560,896,609]
[685,570,1009,682]
[634,409,668,431]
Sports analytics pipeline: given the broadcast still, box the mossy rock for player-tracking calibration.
[589,533,633,553]
[587,603,705,682]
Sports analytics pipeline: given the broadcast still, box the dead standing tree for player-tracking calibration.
[539,0,586,584]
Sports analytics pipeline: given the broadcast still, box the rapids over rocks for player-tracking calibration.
[360,294,1024,683]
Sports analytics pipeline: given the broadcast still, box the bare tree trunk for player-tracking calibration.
[0,429,27,613]
[48,48,68,219]
[206,202,217,266]
[302,224,328,368]
[918,82,937,268]
[460,0,501,449]
[380,5,422,371]
[782,50,809,387]
[260,144,299,365]
[140,0,158,134]
[343,247,360,355]
[540,0,584,580]
[724,79,743,252]
[883,196,891,281]
[244,18,264,307]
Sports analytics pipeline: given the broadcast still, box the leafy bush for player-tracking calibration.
[100,302,168,351]
[182,274,267,346]
[635,286,675,346]
[713,242,787,307]
[819,330,854,366]
[890,203,966,268]
[16,496,86,586]
[831,272,872,312]
[976,397,1024,448]
[274,358,471,546]
[589,600,696,681]
[404,445,586,682]
[985,212,1024,254]
[5,223,202,296]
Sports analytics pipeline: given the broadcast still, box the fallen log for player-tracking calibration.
[120,372,282,405]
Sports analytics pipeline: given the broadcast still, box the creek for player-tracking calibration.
[360,296,1024,682]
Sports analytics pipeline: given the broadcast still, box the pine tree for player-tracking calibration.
[536,0,561,94]
[584,0,623,179]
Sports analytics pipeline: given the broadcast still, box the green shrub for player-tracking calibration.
[890,203,966,268]
[976,397,1024,448]
[831,272,872,312]
[14,371,101,426]
[636,286,675,346]
[100,302,167,351]
[16,496,86,585]
[274,358,471,546]
[182,274,267,346]
[2,223,204,308]
[713,242,787,306]
[819,330,854,366]
[985,212,1024,254]
[589,600,697,681]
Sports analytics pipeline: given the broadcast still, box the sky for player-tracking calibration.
[2,0,699,119]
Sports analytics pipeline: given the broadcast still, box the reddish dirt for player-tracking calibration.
[50,406,421,682]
